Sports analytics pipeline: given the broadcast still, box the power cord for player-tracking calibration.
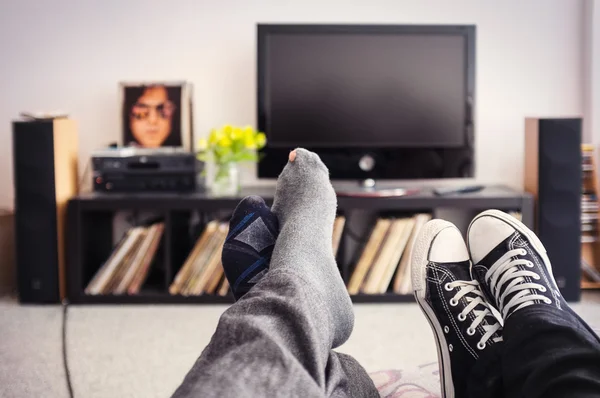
[62,301,74,398]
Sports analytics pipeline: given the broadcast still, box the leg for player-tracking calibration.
[410,219,503,398]
[172,149,378,398]
[221,195,278,300]
[468,210,600,398]
[171,270,376,398]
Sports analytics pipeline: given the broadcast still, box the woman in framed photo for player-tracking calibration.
[122,83,191,148]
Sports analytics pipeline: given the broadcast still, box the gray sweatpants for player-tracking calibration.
[170,268,379,398]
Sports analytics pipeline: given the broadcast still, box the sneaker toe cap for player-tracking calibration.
[430,225,469,263]
[468,215,515,264]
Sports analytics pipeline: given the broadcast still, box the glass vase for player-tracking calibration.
[211,162,240,196]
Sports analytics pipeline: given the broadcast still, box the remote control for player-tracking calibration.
[433,185,485,196]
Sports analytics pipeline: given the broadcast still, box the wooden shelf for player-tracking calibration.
[581,281,600,290]
[580,144,600,290]
[66,185,533,305]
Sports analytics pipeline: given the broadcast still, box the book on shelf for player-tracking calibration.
[103,229,147,293]
[203,227,228,295]
[205,264,224,295]
[168,214,347,297]
[114,227,153,294]
[347,218,392,295]
[582,214,599,221]
[581,144,600,241]
[85,229,134,295]
[181,222,222,295]
[393,214,432,295]
[218,278,230,296]
[128,223,165,294]
[347,214,432,295]
[359,219,395,294]
[170,221,230,296]
[169,221,218,295]
[580,144,600,288]
[332,216,346,256]
[85,223,164,295]
[188,223,227,295]
[361,217,416,294]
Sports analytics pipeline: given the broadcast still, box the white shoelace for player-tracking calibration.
[481,248,552,319]
[445,280,503,350]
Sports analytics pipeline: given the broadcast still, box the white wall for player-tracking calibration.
[0,0,584,209]
[587,0,600,148]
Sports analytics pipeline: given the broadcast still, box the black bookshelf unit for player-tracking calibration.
[66,185,533,304]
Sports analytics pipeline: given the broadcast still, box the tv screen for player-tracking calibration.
[257,25,476,180]
[260,26,471,148]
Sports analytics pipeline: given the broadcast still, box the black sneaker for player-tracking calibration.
[411,220,502,398]
[467,209,599,342]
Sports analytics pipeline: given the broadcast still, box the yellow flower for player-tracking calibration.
[222,125,233,135]
[207,124,264,154]
[244,135,256,149]
[208,129,220,145]
[243,126,254,140]
[218,135,232,148]
[232,127,243,140]
[255,132,266,148]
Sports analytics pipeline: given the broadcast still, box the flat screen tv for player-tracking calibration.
[257,24,476,180]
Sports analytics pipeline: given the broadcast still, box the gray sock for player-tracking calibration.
[270,148,354,348]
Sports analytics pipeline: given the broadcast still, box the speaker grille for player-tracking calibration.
[13,121,60,303]
[537,119,581,300]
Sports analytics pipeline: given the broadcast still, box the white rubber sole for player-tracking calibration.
[411,219,458,398]
[411,220,457,297]
[467,209,555,283]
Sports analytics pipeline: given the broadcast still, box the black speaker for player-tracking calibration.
[12,119,78,303]
[525,118,582,301]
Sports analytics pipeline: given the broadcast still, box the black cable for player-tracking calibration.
[62,301,74,398]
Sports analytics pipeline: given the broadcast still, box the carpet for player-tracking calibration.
[1,292,599,398]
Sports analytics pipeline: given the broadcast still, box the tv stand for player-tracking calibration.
[334,181,417,197]
[66,185,533,304]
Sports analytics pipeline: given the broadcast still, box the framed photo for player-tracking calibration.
[120,81,193,150]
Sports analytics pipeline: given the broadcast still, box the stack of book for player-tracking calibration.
[580,145,600,287]
[347,214,431,295]
[582,145,599,244]
[170,221,229,296]
[169,216,347,296]
[85,223,164,295]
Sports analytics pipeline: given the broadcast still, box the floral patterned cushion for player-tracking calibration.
[369,362,441,398]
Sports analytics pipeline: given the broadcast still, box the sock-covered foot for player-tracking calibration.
[270,148,354,348]
[222,196,279,300]
[468,210,600,343]
[411,219,502,398]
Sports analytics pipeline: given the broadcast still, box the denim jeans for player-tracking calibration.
[170,268,379,398]
[469,304,600,398]
[172,274,600,398]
